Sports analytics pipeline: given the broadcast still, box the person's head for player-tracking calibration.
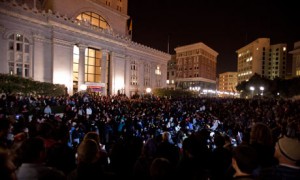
[232,144,258,175]
[19,137,46,163]
[142,138,157,158]
[150,158,172,180]
[76,139,99,164]
[274,136,300,165]
[162,131,171,143]
[250,122,272,145]
[214,134,225,148]
[83,131,100,144]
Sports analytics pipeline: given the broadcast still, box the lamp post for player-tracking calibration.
[259,86,264,96]
[250,86,255,98]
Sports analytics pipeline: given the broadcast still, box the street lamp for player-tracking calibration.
[259,86,264,96]
[250,86,255,98]
[146,87,151,93]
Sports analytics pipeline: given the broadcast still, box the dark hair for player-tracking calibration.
[20,137,45,163]
[250,122,272,145]
[233,144,258,174]
[214,134,225,148]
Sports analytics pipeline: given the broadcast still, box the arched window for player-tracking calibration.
[8,33,30,77]
[76,12,110,30]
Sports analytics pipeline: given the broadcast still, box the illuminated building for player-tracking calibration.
[289,41,300,77]
[175,42,218,90]
[166,55,176,89]
[0,0,170,96]
[218,72,238,94]
[236,38,287,84]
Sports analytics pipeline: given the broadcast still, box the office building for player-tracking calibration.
[166,55,176,89]
[218,72,238,93]
[174,42,218,90]
[236,38,287,84]
[290,41,300,77]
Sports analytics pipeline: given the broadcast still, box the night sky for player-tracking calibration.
[127,0,300,75]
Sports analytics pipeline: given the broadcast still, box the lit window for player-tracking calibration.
[283,47,286,51]
[8,34,30,77]
[76,12,110,30]
[130,61,138,85]
[84,48,102,83]
[144,63,150,86]
[155,66,161,75]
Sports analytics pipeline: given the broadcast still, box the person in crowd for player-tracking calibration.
[176,133,211,180]
[249,122,277,172]
[46,123,76,175]
[68,139,115,179]
[133,138,157,180]
[258,128,300,179]
[16,137,65,180]
[155,131,180,168]
[0,147,17,180]
[231,144,258,180]
[211,134,233,180]
[82,131,109,168]
[44,104,52,116]
[0,117,14,149]
[150,157,174,180]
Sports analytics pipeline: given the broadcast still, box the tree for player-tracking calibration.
[0,73,66,96]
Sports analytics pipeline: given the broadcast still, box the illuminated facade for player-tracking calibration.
[290,41,300,77]
[175,42,218,90]
[0,0,170,96]
[166,55,176,89]
[236,38,287,84]
[218,72,238,93]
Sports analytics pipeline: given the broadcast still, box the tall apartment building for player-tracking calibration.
[175,42,218,90]
[236,38,287,84]
[218,72,238,92]
[289,41,300,77]
[167,55,176,89]
[0,0,170,96]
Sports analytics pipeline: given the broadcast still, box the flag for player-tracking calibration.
[129,19,133,35]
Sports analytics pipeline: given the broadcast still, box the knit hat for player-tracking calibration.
[277,136,300,162]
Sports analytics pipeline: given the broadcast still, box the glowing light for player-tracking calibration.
[114,76,124,93]
[146,88,151,93]
[79,84,87,91]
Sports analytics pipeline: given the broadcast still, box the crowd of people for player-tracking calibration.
[0,93,299,180]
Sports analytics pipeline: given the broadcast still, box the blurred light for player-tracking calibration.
[146,88,151,93]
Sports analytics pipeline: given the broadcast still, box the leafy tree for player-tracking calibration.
[236,74,300,98]
[0,73,66,96]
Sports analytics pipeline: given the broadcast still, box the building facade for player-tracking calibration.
[218,72,238,93]
[166,54,176,89]
[174,42,218,90]
[290,41,300,77]
[0,0,170,96]
[236,38,287,84]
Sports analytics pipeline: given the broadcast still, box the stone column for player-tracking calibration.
[124,57,131,96]
[102,50,110,95]
[78,45,86,91]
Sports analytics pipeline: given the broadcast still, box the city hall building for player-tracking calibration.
[0,0,170,96]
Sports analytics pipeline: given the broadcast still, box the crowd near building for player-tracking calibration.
[0,1,300,180]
